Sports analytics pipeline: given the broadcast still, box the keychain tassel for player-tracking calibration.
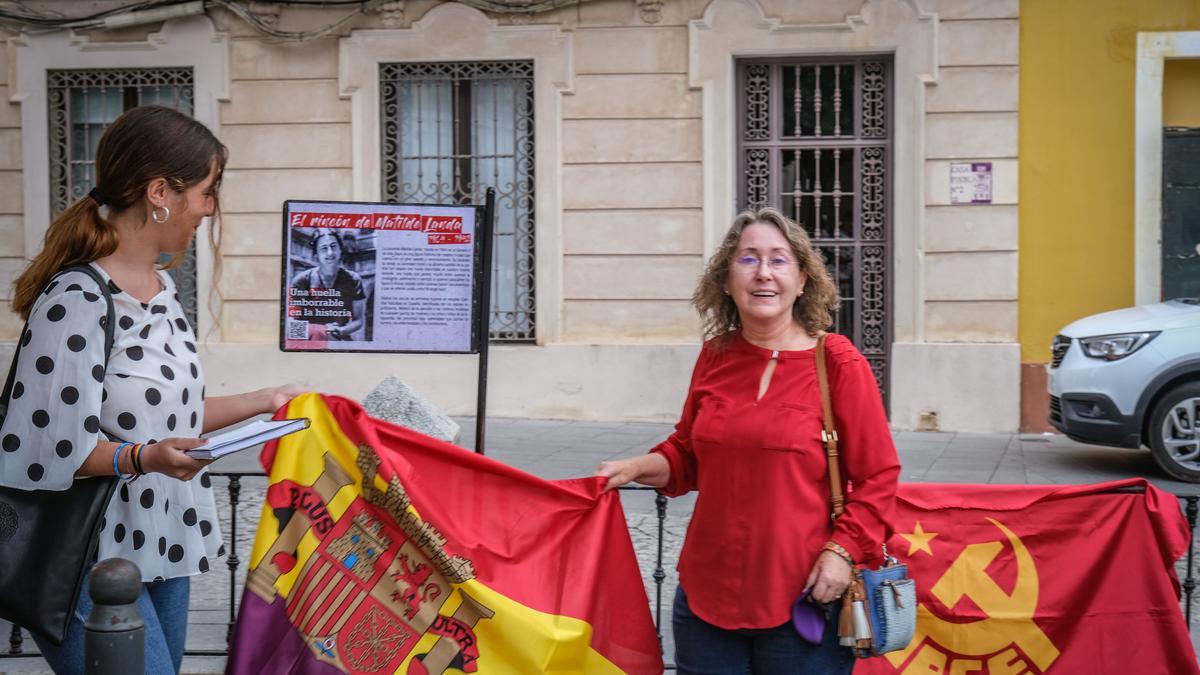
[851,578,873,654]
[838,589,856,647]
[852,595,872,641]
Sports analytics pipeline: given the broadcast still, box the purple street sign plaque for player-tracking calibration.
[949,162,993,204]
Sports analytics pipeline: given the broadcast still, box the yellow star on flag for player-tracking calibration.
[899,521,938,556]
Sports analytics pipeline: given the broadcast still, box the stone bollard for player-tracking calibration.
[84,558,144,675]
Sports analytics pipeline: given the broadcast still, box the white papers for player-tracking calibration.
[187,418,310,460]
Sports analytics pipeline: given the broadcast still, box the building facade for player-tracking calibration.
[0,0,1021,430]
[1019,0,1200,432]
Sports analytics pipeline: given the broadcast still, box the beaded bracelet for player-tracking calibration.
[113,442,134,479]
[821,540,854,567]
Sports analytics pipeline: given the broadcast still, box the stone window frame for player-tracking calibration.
[1134,31,1200,305]
[47,67,200,330]
[378,60,537,342]
[8,16,230,336]
[687,0,936,344]
[339,3,571,344]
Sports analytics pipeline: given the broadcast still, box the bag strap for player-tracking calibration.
[815,333,846,520]
[0,265,117,420]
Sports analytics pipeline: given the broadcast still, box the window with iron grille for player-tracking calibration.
[48,68,199,330]
[380,61,535,342]
[737,58,892,400]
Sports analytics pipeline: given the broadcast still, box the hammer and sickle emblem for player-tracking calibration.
[887,517,1060,672]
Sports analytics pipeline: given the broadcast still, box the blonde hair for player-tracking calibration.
[692,207,840,341]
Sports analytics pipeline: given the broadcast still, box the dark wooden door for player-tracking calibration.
[1163,128,1200,300]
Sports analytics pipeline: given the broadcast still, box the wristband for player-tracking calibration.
[113,442,133,479]
[821,540,854,567]
[131,443,145,476]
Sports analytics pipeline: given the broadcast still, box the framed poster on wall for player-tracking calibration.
[279,200,484,354]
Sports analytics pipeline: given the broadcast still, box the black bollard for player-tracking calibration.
[84,558,144,675]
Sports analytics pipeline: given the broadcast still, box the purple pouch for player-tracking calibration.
[791,590,826,644]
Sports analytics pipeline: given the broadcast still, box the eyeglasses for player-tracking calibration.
[732,254,797,270]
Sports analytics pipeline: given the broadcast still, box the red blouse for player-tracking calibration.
[652,332,900,629]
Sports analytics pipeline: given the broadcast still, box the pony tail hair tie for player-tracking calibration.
[87,187,108,206]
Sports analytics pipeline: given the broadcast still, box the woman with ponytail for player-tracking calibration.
[0,106,300,674]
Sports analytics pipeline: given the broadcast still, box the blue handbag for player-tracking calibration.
[858,548,917,655]
[815,335,917,657]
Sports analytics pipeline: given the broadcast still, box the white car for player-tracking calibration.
[1047,298,1200,481]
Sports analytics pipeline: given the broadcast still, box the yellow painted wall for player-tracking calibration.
[1019,0,1200,363]
[1165,58,1200,126]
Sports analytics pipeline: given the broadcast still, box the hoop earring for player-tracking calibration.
[151,205,170,224]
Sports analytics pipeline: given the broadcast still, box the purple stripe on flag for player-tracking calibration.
[225,589,345,675]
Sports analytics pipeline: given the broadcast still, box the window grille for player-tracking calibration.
[737,58,892,400]
[47,68,199,330]
[380,61,536,342]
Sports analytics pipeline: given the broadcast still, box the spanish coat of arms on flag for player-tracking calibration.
[225,393,663,675]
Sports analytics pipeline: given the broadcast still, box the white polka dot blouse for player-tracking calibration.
[0,264,223,582]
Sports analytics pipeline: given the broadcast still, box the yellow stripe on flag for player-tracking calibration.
[248,393,371,596]
[419,580,625,675]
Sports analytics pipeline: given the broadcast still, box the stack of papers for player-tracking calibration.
[187,418,310,460]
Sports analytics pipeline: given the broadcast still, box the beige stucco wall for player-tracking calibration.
[219,33,351,342]
[921,4,1019,344]
[563,22,703,343]
[891,0,1021,432]
[0,0,1021,430]
[0,38,24,342]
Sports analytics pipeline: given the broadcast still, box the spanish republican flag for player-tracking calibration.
[225,394,663,674]
[856,479,1198,675]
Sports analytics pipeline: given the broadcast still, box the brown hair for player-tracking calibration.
[692,207,840,341]
[12,105,228,319]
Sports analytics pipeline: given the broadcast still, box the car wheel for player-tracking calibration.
[1149,381,1200,482]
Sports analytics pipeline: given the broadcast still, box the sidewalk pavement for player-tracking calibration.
[3,421,1198,673]
[455,417,1200,495]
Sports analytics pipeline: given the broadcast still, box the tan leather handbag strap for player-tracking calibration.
[815,334,846,519]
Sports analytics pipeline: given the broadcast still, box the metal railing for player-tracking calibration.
[6,483,1200,670]
[3,473,680,666]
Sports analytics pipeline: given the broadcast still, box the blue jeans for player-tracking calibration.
[32,573,190,675]
[673,585,853,675]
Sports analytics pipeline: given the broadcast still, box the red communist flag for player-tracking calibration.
[855,479,1197,675]
[226,394,663,674]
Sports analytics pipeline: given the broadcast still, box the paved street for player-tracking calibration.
[3,420,1199,673]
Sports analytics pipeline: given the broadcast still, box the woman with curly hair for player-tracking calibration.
[597,208,900,674]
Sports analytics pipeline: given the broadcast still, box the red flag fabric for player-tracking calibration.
[226,393,663,674]
[856,478,1197,675]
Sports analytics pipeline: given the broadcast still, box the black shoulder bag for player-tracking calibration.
[0,264,119,645]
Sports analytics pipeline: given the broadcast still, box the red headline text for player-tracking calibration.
[289,211,466,234]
